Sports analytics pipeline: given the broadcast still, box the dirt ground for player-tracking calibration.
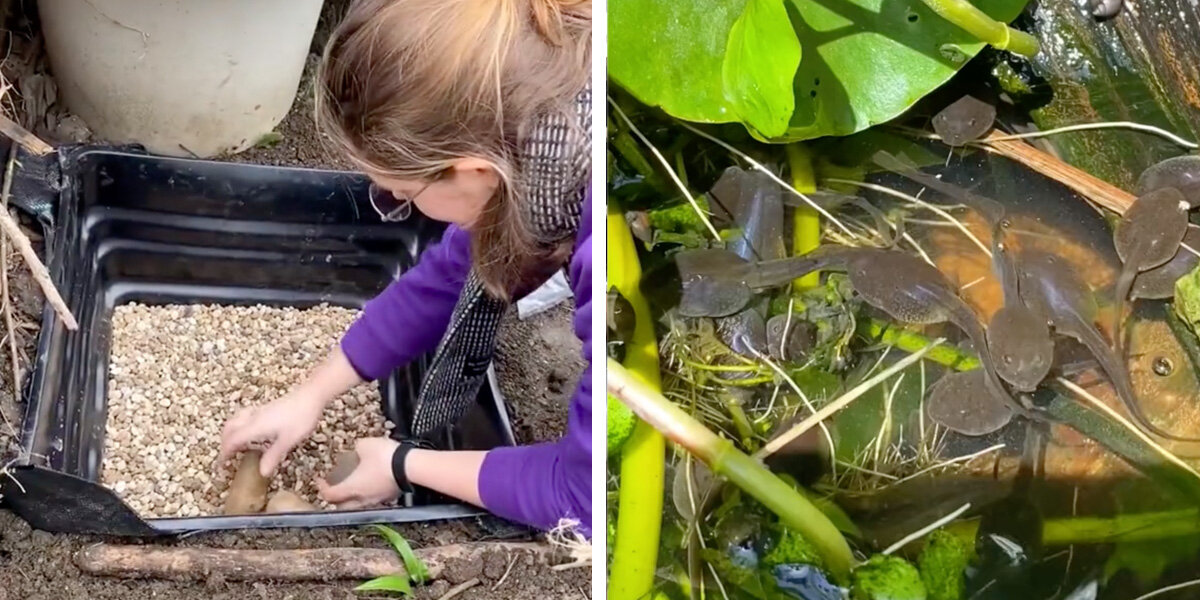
[0,1,590,598]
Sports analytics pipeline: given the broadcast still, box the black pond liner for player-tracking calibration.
[0,146,517,536]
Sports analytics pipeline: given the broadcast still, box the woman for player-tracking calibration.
[218,0,591,535]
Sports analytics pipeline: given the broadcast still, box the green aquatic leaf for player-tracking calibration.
[1174,264,1200,337]
[722,0,803,138]
[355,575,413,595]
[609,0,1030,141]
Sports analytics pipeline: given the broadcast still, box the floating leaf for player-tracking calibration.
[355,575,413,596]
[722,0,803,137]
[609,0,1030,141]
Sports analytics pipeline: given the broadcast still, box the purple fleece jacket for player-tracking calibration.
[340,189,592,536]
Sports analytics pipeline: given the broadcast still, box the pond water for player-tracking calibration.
[611,132,1200,599]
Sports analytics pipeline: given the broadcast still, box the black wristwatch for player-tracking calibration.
[391,437,436,497]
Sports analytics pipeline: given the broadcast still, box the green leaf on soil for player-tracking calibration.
[355,574,413,595]
[371,525,429,584]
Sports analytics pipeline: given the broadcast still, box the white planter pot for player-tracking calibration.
[38,0,324,157]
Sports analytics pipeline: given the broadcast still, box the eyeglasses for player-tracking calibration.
[368,179,436,222]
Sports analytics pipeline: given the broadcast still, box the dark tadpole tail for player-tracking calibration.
[747,253,843,290]
[1070,315,1200,442]
[1112,262,1137,357]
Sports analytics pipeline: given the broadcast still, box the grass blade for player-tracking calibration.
[355,574,413,595]
[371,525,429,584]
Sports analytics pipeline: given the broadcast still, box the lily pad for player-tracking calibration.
[609,0,1031,141]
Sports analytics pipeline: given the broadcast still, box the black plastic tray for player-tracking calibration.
[0,147,516,536]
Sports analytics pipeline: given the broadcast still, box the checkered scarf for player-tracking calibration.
[408,85,591,437]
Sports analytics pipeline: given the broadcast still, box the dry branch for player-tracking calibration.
[1,145,21,390]
[979,131,1136,214]
[0,150,77,330]
[0,113,52,156]
[75,542,565,582]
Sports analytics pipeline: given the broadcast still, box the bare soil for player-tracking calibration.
[0,1,590,597]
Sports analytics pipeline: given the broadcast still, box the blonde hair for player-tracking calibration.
[316,0,591,299]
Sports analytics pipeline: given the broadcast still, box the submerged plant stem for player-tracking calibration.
[723,392,758,450]
[942,507,1200,549]
[919,0,1039,57]
[607,358,855,581]
[1056,377,1200,484]
[787,144,821,290]
[607,209,666,600]
[1041,388,1200,500]
[861,319,980,371]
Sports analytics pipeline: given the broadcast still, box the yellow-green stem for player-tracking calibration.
[935,508,1200,552]
[608,208,666,600]
[919,0,1040,57]
[862,318,981,371]
[787,144,821,291]
[608,359,855,582]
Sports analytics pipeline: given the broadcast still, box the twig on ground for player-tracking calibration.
[1,145,20,391]
[491,556,517,591]
[74,542,560,582]
[0,113,52,156]
[436,578,479,600]
[0,150,77,330]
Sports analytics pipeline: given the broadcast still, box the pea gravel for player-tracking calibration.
[102,303,391,518]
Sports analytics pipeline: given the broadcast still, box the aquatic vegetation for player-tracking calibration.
[606,3,1200,597]
[851,555,927,600]
[917,530,971,600]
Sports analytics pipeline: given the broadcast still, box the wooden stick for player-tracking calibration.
[437,578,480,600]
[0,151,77,330]
[978,130,1136,215]
[0,146,18,389]
[75,542,562,582]
[0,114,52,156]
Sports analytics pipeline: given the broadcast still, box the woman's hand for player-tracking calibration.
[218,348,363,478]
[218,389,326,478]
[317,437,402,509]
[318,441,490,509]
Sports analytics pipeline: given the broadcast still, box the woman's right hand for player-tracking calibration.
[218,389,326,478]
[218,347,363,478]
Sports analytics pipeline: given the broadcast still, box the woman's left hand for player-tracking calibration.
[316,436,401,509]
